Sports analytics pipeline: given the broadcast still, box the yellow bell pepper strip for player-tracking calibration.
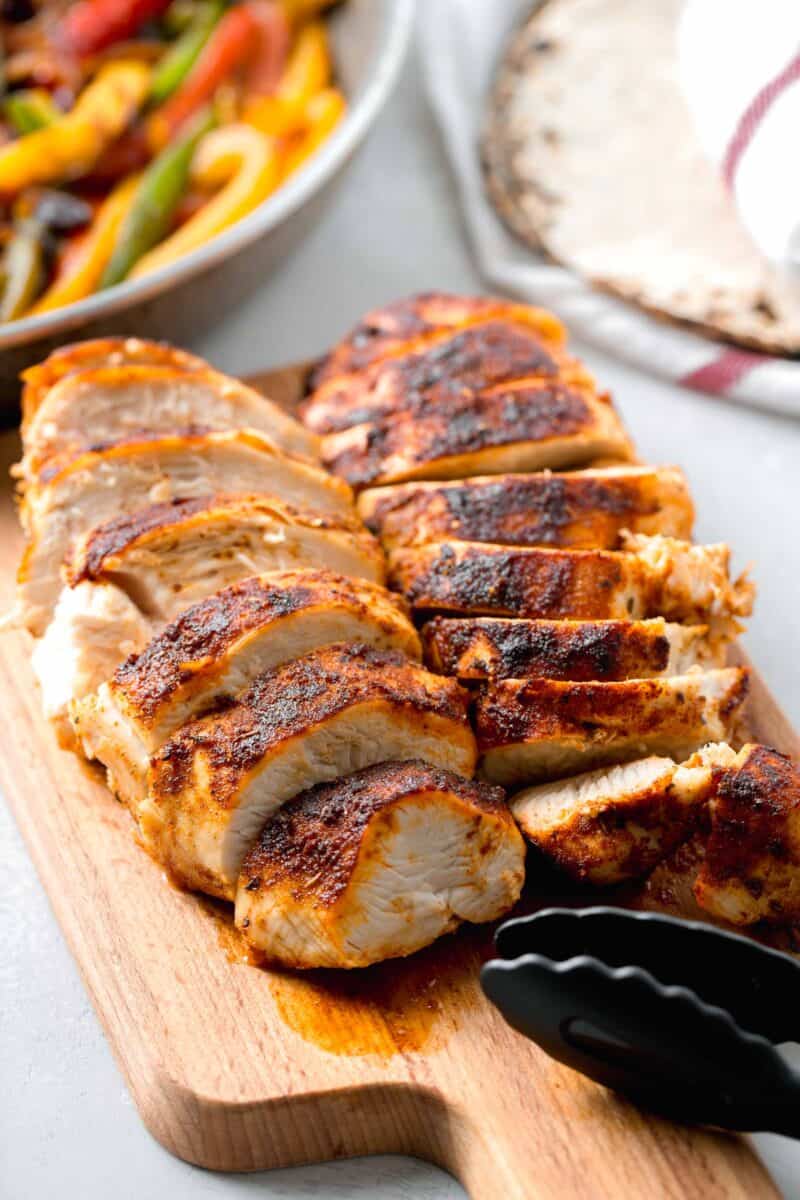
[148,6,260,150]
[0,61,151,195]
[0,218,46,322]
[149,0,225,105]
[3,90,61,135]
[281,85,344,178]
[130,122,280,278]
[30,174,140,313]
[101,108,214,286]
[243,20,330,136]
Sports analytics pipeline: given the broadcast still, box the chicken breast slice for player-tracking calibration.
[64,492,384,625]
[31,580,152,747]
[20,336,207,431]
[694,744,800,926]
[76,570,421,754]
[511,744,738,885]
[236,760,526,969]
[359,466,694,552]
[18,430,353,634]
[422,616,721,681]
[89,644,476,899]
[307,291,566,393]
[475,668,749,787]
[320,381,633,488]
[303,316,592,434]
[22,364,317,480]
[389,534,754,638]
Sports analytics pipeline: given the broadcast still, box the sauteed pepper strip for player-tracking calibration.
[0,219,45,321]
[60,0,172,56]
[3,90,60,135]
[243,20,330,136]
[31,175,141,312]
[130,122,280,277]
[149,0,225,104]
[0,61,151,193]
[102,108,215,286]
[148,6,259,149]
[282,86,344,177]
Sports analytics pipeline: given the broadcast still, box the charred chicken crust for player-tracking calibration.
[695,745,800,924]
[321,381,628,488]
[239,760,512,907]
[111,571,418,727]
[421,616,716,681]
[358,467,694,551]
[303,318,591,434]
[306,291,566,392]
[151,643,472,810]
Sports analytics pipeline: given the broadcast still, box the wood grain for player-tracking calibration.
[0,365,793,1199]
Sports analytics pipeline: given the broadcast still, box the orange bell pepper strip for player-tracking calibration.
[130,123,280,278]
[0,61,151,194]
[281,86,344,178]
[148,6,259,150]
[30,174,141,314]
[243,20,330,136]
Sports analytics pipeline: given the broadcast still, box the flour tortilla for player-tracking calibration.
[483,0,800,355]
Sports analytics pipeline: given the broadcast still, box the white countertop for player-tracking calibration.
[3,28,799,1200]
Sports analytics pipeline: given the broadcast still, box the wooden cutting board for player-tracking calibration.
[1,364,796,1199]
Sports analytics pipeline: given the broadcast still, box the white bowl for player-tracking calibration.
[0,0,415,401]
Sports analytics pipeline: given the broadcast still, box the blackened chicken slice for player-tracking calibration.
[358,466,694,551]
[475,669,749,787]
[421,616,721,681]
[101,644,477,900]
[74,570,420,762]
[236,760,526,969]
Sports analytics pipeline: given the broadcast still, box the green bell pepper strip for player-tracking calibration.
[0,218,46,321]
[150,0,225,104]
[100,106,214,287]
[3,90,61,135]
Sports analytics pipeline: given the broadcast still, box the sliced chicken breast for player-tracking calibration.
[87,644,476,898]
[422,616,721,681]
[359,466,694,551]
[77,571,421,755]
[511,744,738,885]
[389,535,754,637]
[31,580,152,746]
[320,381,633,488]
[307,291,566,392]
[18,430,353,634]
[22,364,318,478]
[303,316,592,434]
[475,668,749,787]
[20,336,207,431]
[236,760,526,969]
[64,492,384,625]
[694,744,800,926]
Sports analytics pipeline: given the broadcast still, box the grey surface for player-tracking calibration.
[2,28,799,1200]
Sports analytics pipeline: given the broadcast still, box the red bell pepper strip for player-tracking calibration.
[242,1,290,96]
[59,0,173,57]
[148,5,259,148]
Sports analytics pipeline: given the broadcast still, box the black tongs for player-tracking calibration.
[481,906,800,1137]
